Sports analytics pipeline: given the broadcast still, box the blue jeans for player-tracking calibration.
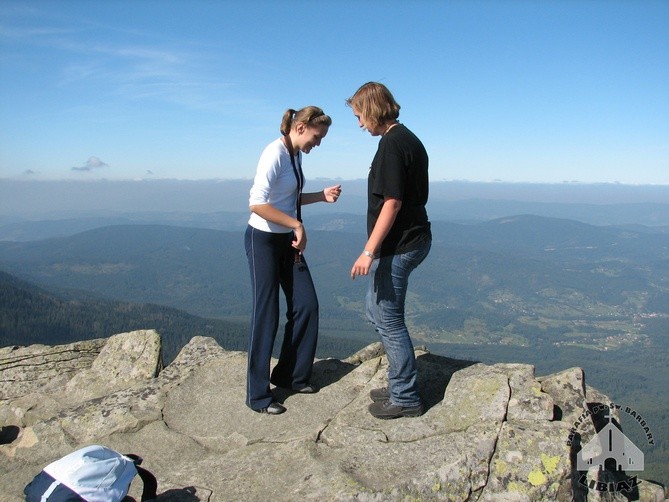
[366,238,431,407]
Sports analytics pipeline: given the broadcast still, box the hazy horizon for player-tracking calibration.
[4,176,669,186]
[2,179,668,222]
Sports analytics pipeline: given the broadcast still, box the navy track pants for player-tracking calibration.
[244,225,319,410]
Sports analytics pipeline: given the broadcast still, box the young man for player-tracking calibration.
[347,82,431,419]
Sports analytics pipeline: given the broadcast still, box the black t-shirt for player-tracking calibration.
[368,124,431,256]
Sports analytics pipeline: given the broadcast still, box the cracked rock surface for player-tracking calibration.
[1,331,665,501]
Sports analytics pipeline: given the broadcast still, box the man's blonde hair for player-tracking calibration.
[346,82,400,130]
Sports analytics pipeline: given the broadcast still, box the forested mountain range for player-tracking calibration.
[0,270,365,365]
[0,213,667,485]
[0,216,667,326]
[0,270,248,364]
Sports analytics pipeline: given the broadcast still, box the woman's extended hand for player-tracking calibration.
[323,184,342,203]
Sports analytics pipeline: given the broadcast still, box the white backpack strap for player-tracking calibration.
[40,479,61,502]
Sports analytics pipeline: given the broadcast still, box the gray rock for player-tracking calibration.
[0,339,105,401]
[65,329,162,402]
[0,331,665,501]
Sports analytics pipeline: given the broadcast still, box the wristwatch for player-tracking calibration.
[362,250,375,258]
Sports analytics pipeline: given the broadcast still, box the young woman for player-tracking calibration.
[347,82,431,419]
[245,106,341,414]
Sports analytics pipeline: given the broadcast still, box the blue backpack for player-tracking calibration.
[24,445,157,502]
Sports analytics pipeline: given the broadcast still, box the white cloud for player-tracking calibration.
[71,156,109,172]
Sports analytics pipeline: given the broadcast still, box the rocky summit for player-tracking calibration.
[0,330,665,501]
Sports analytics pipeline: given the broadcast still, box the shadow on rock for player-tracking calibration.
[0,425,20,445]
[140,486,201,501]
[271,358,358,401]
[416,353,479,411]
[313,358,358,388]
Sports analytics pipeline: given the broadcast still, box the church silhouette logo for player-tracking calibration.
[577,410,644,472]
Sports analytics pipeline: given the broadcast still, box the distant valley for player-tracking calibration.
[0,216,666,346]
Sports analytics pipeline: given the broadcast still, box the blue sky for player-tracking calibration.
[1,0,667,184]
